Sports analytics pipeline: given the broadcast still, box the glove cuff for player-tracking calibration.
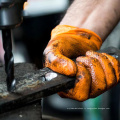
[51,25,102,50]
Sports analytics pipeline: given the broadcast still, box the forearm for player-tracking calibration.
[60,0,120,41]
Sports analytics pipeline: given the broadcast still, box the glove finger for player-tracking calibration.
[76,56,107,98]
[58,62,91,101]
[43,50,77,76]
[86,51,117,89]
[102,53,120,83]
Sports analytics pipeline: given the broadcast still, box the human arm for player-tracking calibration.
[43,0,120,101]
[60,0,120,41]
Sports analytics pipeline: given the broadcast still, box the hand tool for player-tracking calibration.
[0,0,26,92]
[0,47,119,114]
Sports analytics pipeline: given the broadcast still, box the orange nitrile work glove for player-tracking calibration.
[43,25,120,101]
[58,51,120,101]
[43,25,102,76]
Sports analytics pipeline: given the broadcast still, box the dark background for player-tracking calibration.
[8,0,120,119]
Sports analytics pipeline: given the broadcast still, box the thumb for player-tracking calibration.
[43,50,77,76]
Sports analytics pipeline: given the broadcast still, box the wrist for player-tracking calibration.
[60,0,120,42]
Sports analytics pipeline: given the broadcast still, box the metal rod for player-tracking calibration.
[2,29,16,92]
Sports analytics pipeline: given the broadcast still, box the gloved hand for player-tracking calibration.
[59,51,120,101]
[43,25,120,101]
[43,25,102,76]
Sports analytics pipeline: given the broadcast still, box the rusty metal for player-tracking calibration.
[0,63,75,114]
[0,102,42,120]
[0,47,119,115]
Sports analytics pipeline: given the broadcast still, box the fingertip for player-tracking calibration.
[63,59,77,76]
[86,50,95,56]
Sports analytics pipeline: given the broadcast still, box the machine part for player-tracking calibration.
[0,0,27,29]
[0,102,42,120]
[2,29,16,92]
[0,63,75,114]
[0,101,62,120]
[23,0,69,17]
[0,0,27,91]
[0,47,119,114]
[0,64,61,120]
[0,0,27,92]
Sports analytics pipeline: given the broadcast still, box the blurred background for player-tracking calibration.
[0,0,120,120]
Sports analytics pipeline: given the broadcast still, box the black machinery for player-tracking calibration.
[0,0,26,91]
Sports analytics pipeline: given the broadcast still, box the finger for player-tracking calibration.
[76,56,107,98]
[102,53,120,83]
[43,50,77,76]
[86,51,117,89]
[58,62,91,101]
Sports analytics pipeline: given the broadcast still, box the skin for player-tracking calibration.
[60,0,120,41]
[44,0,120,101]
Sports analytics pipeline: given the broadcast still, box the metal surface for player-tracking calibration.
[0,63,43,120]
[0,0,26,29]
[2,29,15,92]
[0,101,62,120]
[0,63,75,114]
[0,102,42,120]
[0,47,119,115]
[0,0,26,91]
[98,47,120,61]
